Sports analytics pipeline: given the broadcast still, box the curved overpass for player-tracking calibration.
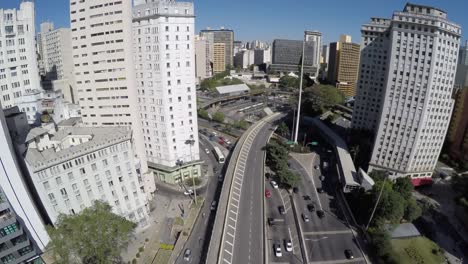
[206,113,283,264]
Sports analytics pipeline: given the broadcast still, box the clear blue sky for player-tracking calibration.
[3,0,467,44]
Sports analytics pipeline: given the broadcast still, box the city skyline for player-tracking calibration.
[2,0,468,44]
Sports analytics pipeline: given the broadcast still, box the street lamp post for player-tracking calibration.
[294,32,306,144]
[365,172,389,230]
[185,139,197,205]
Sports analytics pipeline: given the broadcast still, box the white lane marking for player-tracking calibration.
[288,227,295,254]
[227,232,234,238]
[231,203,238,209]
[228,224,235,229]
[230,209,237,215]
[229,216,236,222]
[223,258,231,264]
[232,196,239,202]
[224,249,232,255]
[226,240,233,246]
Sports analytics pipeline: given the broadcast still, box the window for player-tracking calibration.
[43,181,50,190]
[91,163,97,171]
[56,177,62,185]
[68,172,74,180]
[102,159,108,166]
[60,188,68,196]
[80,168,86,175]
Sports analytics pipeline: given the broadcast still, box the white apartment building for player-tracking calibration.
[0,106,50,255]
[24,126,149,226]
[69,0,154,194]
[234,49,255,69]
[38,22,76,103]
[195,35,212,82]
[352,3,461,184]
[133,0,201,184]
[305,30,322,78]
[0,2,43,124]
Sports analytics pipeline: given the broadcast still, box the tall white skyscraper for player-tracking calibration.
[70,0,154,194]
[133,0,201,184]
[352,3,461,184]
[0,2,43,124]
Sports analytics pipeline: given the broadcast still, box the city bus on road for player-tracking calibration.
[213,146,225,164]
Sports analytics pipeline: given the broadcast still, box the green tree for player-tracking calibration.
[47,201,136,264]
[276,122,289,137]
[212,112,225,123]
[404,198,422,222]
[266,140,289,171]
[277,167,300,187]
[233,119,248,130]
[394,177,414,200]
[279,76,300,89]
[198,108,209,120]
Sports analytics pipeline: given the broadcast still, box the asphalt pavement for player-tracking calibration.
[289,153,365,264]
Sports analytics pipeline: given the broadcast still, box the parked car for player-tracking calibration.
[211,201,217,211]
[302,213,310,222]
[285,239,293,252]
[317,210,325,218]
[314,165,319,169]
[271,181,279,189]
[274,243,282,257]
[307,204,315,212]
[344,249,354,259]
[265,189,271,198]
[205,148,211,154]
[293,187,299,193]
[317,187,325,193]
[225,139,232,145]
[319,175,325,181]
[279,205,286,215]
[303,195,311,200]
[212,131,218,136]
[183,248,191,261]
[183,189,194,196]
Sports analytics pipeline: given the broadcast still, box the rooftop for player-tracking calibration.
[25,127,49,143]
[216,84,250,95]
[25,127,131,172]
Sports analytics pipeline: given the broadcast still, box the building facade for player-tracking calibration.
[195,35,212,82]
[0,2,43,124]
[38,23,76,103]
[270,31,322,78]
[327,35,360,97]
[234,49,255,69]
[69,0,153,194]
[353,4,461,184]
[0,107,50,264]
[213,43,226,74]
[25,127,150,226]
[133,0,201,185]
[200,28,234,68]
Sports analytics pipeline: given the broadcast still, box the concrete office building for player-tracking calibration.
[234,49,255,69]
[233,40,243,56]
[213,43,226,73]
[270,31,322,78]
[352,4,461,185]
[0,2,43,124]
[24,126,150,226]
[69,0,154,195]
[327,35,360,97]
[254,48,271,65]
[37,22,76,104]
[133,1,201,185]
[0,107,50,264]
[195,35,212,82]
[447,55,468,162]
[200,28,234,68]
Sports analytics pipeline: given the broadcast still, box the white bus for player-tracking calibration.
[213,146,225,164]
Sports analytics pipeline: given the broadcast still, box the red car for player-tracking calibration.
[265,189,271,198]
[219,136,225,141]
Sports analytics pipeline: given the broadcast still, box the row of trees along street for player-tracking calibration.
[265,138,300,187]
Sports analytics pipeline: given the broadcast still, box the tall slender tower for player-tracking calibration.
[70,0,154,195]
[0,2,42,124]
[352,4,461,185]
[133,1,201,184]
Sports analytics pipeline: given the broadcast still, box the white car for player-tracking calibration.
[183,189,194,196]
[225,139,232,145]
[271,181,279,189]
[205,148,210,154]
[274,243,282,257]
[285,239,293,252]
[212,131,218,136]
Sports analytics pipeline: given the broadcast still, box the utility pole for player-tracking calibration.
[366,173,388,230]
[294,32,306,144]
[185,139,197,205]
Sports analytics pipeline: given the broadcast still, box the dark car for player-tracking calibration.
[293,187,299,193]
[317,210,325,218]
[317,187,325,193]
[303,195,311,200]
[307,204,315,212]
[279,205,286,215]
[345,249,354,259]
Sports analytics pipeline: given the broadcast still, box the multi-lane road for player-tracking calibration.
[289,152,365,264]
